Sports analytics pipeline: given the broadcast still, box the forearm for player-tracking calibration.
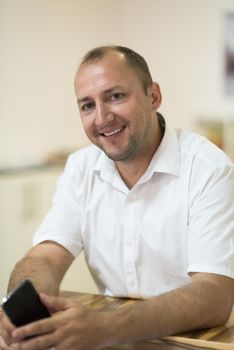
[103,275,234,347]
[7,242,74,297]
[8,255,59,296]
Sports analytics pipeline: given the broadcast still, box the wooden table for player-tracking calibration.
[62,291,234,350]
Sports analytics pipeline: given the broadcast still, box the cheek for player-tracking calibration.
[81,116,97,138]
[112,104,137,123]
[121,98,146,119]
[81,115,91,130]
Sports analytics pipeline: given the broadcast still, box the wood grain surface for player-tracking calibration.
[1,291,233,349]
[62,291,234,350]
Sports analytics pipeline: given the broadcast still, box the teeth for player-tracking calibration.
[104,127,123,137]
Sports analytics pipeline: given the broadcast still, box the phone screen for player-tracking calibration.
[1,279,50,327]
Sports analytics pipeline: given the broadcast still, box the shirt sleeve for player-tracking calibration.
[33,155,83,257]
[187,164,234,278]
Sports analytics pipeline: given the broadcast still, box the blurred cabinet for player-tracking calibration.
[0,166,98,299]
[195,119,234,162]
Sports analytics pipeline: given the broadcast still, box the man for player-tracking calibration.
[0,45,234,350]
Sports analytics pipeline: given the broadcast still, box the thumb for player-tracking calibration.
[40,294,75,313]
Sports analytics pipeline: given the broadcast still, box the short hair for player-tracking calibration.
[80,45,153,93]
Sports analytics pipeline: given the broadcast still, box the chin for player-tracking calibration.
[103,151,122,161]
[104,149,135,162]
[96,141,135,162]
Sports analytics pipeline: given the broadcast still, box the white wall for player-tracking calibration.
[116,0,234,129]
[1,0,234,167]
[0,0,124,167]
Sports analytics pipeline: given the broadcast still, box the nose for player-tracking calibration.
[95,102,114,127]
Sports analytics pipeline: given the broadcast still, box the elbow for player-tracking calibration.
[205,302,233,328]
[216,307,233,327]
[193,274,234,329]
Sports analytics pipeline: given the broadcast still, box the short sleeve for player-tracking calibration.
[33,155,83,257]
[188,165,234,278]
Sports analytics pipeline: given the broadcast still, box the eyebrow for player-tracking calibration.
[77,96,91,104]
[77,85,125,104]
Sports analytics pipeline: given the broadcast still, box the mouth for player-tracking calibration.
[100,126,125,137]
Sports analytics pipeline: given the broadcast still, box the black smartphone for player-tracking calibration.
[1,279,51,327]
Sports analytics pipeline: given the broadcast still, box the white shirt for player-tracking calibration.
[33,120,234,298]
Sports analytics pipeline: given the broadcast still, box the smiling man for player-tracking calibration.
[0,46,234,350]
[76,48,163,188]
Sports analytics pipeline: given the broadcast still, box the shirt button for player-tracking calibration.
[128,196,134,203]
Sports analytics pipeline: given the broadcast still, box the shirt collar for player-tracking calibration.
[94,116,181,178]
[147,119,181,176]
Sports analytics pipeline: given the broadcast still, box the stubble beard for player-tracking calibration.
[100,119,153,162]
[101,134,140,162]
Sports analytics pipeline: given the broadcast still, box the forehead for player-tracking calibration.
[75,52,141,95]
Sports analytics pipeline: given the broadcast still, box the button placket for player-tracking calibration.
[124,192,138,294]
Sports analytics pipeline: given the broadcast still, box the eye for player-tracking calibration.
[80,102,94,112]
[110,92,125,101]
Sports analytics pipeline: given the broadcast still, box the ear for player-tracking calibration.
[150,82,162,110]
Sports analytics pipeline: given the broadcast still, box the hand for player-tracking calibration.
[9,295,109,350]
[0,311,16,349]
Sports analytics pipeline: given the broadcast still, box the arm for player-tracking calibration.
[105,272,234,345]
[0,241,74,349]
[9,272,234,350]
[7,241,74,295]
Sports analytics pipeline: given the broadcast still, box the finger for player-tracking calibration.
[0,327,11,347]
[0,311,15,332]
[11,318,55,342]
[10,332,57,350]
[0,334,13,350]
[0,312,15,346]
[39,294,76,312]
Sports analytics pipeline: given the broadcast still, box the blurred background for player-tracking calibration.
[1,0,234,299]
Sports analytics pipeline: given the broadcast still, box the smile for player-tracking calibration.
[102,126,125,137]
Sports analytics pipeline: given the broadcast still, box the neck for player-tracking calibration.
[116,157,152,189]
